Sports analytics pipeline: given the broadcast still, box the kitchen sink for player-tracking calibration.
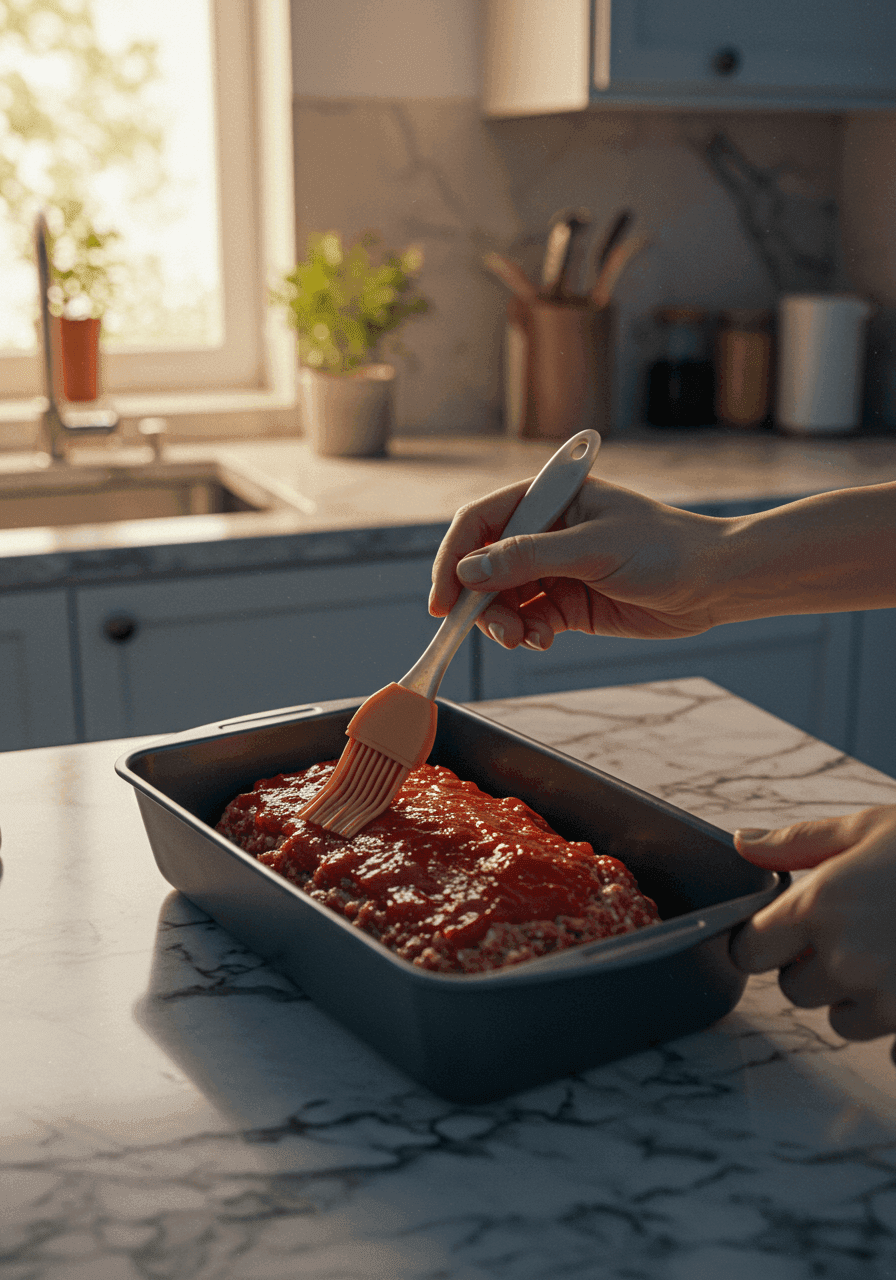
[0,460,293,531]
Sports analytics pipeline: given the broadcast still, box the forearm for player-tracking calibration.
[706,482,896,625]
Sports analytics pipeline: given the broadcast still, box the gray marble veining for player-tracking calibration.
[2,678,896,1278]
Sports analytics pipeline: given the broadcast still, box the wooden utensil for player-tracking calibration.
[591,235,650,307]
[483,250,539,303]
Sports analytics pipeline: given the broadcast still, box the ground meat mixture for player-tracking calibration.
[216,761,661,974]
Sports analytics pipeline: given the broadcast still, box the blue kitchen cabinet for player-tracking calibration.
[484,0,896,116]
[74,559,473,742]
[477,612,858,753]
[475,486,894,773]
[0,589,78,751]
[851,607,896,778]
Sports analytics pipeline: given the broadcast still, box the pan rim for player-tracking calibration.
[115,696,789,987]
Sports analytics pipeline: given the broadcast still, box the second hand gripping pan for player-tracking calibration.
[117,698,788,1103]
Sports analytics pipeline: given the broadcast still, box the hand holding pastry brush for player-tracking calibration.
[298,429,602,838]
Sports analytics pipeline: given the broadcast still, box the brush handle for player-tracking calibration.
[400,429,601,700]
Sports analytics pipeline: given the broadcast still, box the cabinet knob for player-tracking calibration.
[711,46,741,76]
[104,614,139,643]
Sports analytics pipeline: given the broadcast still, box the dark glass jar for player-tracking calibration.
[646,306,716,428]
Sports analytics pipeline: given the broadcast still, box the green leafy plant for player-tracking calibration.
[273,231,429,374]
[45,199,122,319]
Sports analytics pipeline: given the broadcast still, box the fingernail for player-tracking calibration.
[458,553,492,584]
[735,828,771,842]
[488,622,506,645]
[523,632,544,650]
[427,586,436,611]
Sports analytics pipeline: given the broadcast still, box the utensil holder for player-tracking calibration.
[505,297,613,439]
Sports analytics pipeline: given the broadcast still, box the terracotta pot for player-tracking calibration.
[60,316,101,402]
[299,363,395,457]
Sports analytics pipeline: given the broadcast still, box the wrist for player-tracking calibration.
[698,514,762,627]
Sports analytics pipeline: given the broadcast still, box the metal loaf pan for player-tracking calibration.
[116,697,788,1103]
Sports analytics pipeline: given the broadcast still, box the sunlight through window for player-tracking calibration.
[0,0,223,353]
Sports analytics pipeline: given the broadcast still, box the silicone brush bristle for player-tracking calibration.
[300,740,409,837]
[297,683,438,837]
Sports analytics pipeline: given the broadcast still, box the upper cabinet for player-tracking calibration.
[483,0,896,116]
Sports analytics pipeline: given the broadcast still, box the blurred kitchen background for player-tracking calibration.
[4,0,896,441]
[288,0,896,439]
[2,0,896,776]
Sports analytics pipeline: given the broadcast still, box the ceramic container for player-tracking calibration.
[776,294,871,434]
[300,363,395,457]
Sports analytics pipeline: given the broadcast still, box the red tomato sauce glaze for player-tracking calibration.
[217,761,661,974]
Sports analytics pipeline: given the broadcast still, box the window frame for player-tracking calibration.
[0,0,297,440]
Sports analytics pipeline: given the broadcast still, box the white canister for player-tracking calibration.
[776,294,872,435]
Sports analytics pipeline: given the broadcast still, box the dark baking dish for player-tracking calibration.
[116,696,788,1103]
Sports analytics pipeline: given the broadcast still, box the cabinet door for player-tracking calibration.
[0,590,77,751]
[76,560,473,741]
[605,0,896,99]
[852,608,896,779]
[479,613,856,751]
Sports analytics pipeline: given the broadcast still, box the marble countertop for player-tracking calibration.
[1,429,896,590]
[3,677,896,1278]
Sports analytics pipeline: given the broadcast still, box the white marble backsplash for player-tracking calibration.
[292,98,842,436]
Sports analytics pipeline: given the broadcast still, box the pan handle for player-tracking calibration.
[141,700,355,743]
[215,703,328,730]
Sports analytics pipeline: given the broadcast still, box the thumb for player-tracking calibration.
[734,817,854,870]
[456,525,599,592]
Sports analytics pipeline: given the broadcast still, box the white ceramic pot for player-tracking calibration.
[299,363,395,457]
[776,294,872,435]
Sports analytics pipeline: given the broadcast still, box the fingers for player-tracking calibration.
[729,891,814,974]
[734,816,858,870]
[456,523,610,595]
[471,604,552,653]
[429,481,531,617]
[830,994,896,1042]
[776,947,846,1008]
[731,806,896,1047]
[737,926,896,1041]
[444,523,610,649]
[429,481,617,620]
[473,578,606,651]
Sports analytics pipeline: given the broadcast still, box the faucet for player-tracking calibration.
[35,210,119,463]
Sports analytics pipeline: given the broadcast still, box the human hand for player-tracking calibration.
[731,806,896,1047]
[429,475,730,649]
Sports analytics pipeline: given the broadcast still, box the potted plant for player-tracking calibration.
[273,230,428,456]
[46,200,121,402]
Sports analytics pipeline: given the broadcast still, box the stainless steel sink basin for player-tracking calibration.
[0,460,298,531]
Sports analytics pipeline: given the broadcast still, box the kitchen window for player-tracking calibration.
[0,0,296,437]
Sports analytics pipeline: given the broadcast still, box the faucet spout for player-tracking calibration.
[35,210,119,463]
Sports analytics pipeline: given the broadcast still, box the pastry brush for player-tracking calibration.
[298,429,602,838]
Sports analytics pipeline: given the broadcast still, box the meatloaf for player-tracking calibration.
[216,760,661,974]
